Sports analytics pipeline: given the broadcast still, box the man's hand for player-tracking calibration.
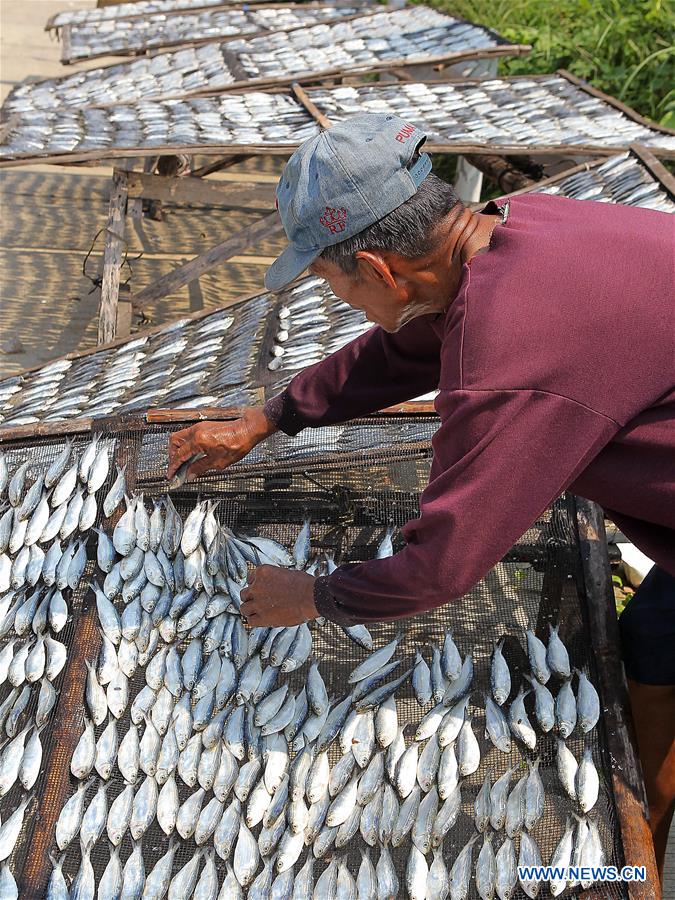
[241,566,318,627]
[167,407,277,481]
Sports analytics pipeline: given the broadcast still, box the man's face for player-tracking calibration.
[309,256,410,333]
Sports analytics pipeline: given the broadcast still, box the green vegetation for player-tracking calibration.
[428,0,675,126]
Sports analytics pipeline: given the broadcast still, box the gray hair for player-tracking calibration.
[320,172,461,274]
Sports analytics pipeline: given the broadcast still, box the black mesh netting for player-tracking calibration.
[0,418,628,898]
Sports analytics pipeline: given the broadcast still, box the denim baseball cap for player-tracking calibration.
[264,112,432,291]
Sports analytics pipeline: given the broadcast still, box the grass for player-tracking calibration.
[426,0,675,126]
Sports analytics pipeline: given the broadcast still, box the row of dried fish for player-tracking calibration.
[62,5,364,64]
[268,276,370,374]
[0,92,316,158]
[0,297,267,426]
[229,10,498,80]
[535,151,675,213]
[2,7,501,120]
[48,0,237,30]
[308,78,675,151]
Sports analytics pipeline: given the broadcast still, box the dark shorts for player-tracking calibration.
[619,566,675,686]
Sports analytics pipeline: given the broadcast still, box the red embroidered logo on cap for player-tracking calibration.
[395,123,416,143]
[320,206,347,234]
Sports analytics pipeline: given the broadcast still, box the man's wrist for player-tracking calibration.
[313,575,359,626]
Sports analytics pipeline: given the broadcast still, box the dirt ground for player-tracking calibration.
[0,2,673,895]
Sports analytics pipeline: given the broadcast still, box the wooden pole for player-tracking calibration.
[463,153,535,193]
[191,155,255,178]
[129,211,283,310]
[575,497,660,898]
[126,171,276,209]
[292,82,333,130]
[97,169,129,345]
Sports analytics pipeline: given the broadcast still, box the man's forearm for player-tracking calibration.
[264,317,442,436]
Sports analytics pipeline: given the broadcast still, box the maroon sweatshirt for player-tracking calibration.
[264,194,675,625]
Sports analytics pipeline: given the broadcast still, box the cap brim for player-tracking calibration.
[264,243,321,292]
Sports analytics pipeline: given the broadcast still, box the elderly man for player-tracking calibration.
[168,113,674,875]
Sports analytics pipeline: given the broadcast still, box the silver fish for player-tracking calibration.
[348,631,403,684]
[98,844,122,900]
[457,716,480,776]
[486,694,512,753]
[130,774,158,839]
[555,677,577,738]
[70,842,95,900]
[476,833,497,900]
[415,702,446,742]
[413,785,438,855]
[526,629,551,684]
[71,718,96,779]
[87,445,110,494]
[395,742,419,800]
[449,833,478,900]
[214,796,241,861]
[107,783,134,845]
[342,624,373,650]
[437,695,469,748]
[489,767,515,831]
[36,676,57,727]
[546,623,571,678]
[524,673,555,732]
[575,746,599,812]
[107,666,129,718]
[437,743,459,801]
[518,832,542,898]
[8,461,30,507]
[168,851,202,900]
[157,773,179,836]
[549,817,574,896]
[374,693,398,749]
[495,837,517,900]
[441,653,473,706]
[45,441,72,489]
[475,775,491,833]
[234,819,259,884]
[176,787,206,840]
[94,718,118,782]
[505,774,527,838]
[376,846,399,899]
[441,627,462,682]
[524,758,544,830]
[557,738,578,800]
[326,771,359,827]
[491,638,511,705]
[51,463,78,509]
[360,786,382,847]
[46,852,69,900]
[85,659,108,725]
[80,779,109,851]
[113,498,136,556]
[56,778,92,849]
[427,847,450,900]
[144,838,178,900]
[575,668,600,733]
[351,709,375,767]
[507,686,535,750]
[17,473,44,522]
[0,796,31,862]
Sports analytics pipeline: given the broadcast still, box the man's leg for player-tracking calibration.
[619,566,675,883]
[627,679,675,881]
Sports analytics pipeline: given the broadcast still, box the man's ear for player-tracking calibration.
[354,251,397,290]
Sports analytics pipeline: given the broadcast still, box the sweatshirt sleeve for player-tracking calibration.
[314,388,620,624]
[263,315,442,436]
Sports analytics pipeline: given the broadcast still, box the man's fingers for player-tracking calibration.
[167,430,196,479]
[187,454,219,479]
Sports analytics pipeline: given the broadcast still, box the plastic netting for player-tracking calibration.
[0,418,628,898]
